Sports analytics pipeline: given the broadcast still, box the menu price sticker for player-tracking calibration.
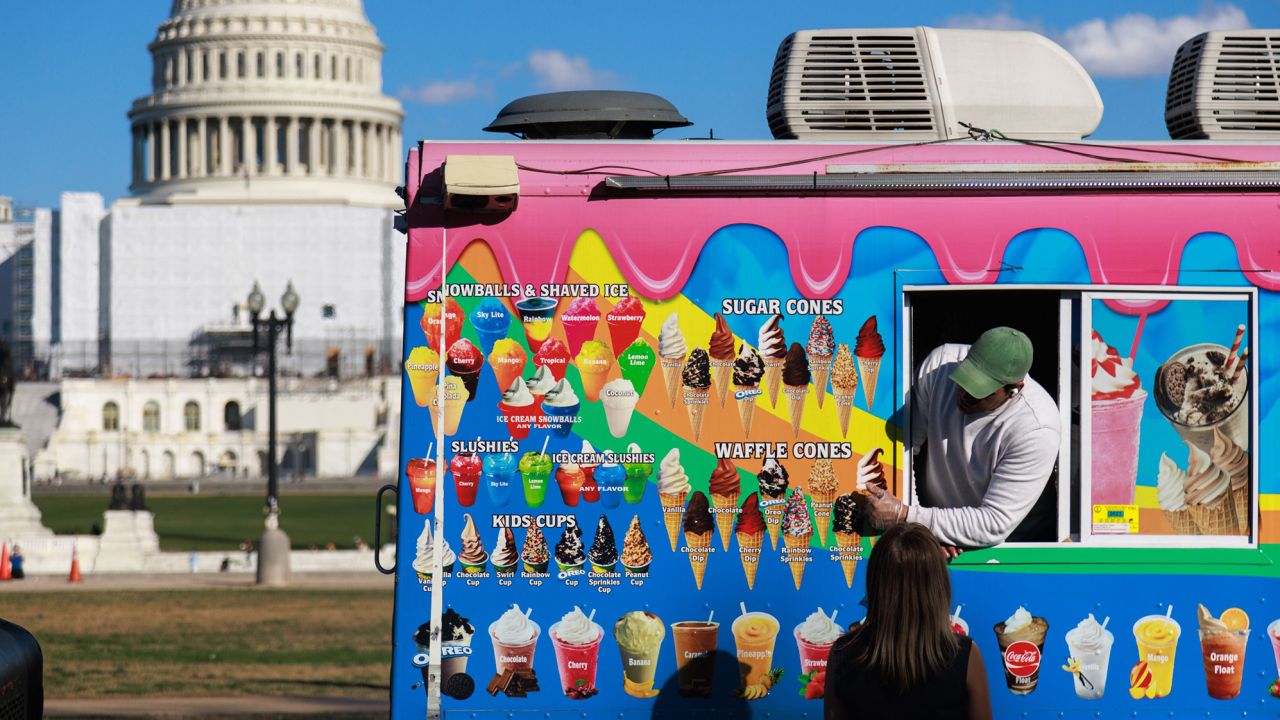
[1091,505,1139,535]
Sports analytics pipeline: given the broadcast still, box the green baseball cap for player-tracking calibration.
[948,327,1033,398]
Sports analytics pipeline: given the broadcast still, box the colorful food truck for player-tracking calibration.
[388,133,1280,717]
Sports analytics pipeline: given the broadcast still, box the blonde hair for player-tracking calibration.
[853,522,958,692]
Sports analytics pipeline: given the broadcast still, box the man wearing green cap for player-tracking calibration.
[860,327,1061,551]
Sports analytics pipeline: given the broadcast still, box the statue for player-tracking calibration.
[130,484,149,512]
[0,338,15,428]
[108,481,129,510]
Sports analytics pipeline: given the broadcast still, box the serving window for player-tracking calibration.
[903,285,1257,549]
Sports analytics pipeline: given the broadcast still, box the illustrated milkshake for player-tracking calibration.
[734,610,780,698]
[795,608,842,675]
[671,621,718,697]
[1269,619,1280,680]
[994,606,1049,695]
[406,457,437,515]
[615,610,665,698]
[490,604,540,672]
[1064,613,1113,699]
[1197,604,1248,700]
[549,606,604,699]
[1089,331,1145,505]
[1133,613,1181,698]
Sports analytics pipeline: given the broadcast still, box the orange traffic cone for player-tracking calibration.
[68,547,82,583]
[0,542,10,581]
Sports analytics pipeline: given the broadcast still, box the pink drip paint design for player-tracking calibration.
[405,142,1280,315]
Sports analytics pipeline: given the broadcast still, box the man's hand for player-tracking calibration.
[863,482,906,530]
[941,544,964,561]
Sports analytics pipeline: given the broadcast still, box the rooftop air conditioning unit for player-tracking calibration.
[766,28,1103,141]
[1165,30,1280,139]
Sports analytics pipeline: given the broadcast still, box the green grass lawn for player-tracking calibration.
[33,493,395,551]
[0,588,391,698]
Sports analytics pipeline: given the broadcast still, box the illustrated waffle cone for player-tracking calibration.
[764,503,783,550]
[686,395,708,442]
[810,358,832,409]
[735,385,759,438]
[660,492,687,552]
[736,530,763,590]
[712,363,733,407]
[810,490,836,547]
[763,358,783,408]
[1232,486,1249,535]
[711,492,740,551]
[685,530,713,590]
[1191,498,1238,536]
[787,386,807,437]
[783,533,811,590]
[662,356,685,408]
[857,356,881,409]
[835,531,861,588]
[1163,508,1198,535]
[833,388,856,438]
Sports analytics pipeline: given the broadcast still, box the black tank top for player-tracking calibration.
[824,632,972,720]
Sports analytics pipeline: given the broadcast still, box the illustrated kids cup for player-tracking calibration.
[549,606,604,700]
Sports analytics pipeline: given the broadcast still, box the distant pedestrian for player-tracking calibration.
[189,550,199,573]
[9,546,24,579]
[825,523,991,720]
[219,556,231,572]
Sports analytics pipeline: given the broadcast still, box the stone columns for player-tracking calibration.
[352,121,364,178]
[285,116,299,175]
[159,120,171,181]
[264,116,279,176]
[219,116,232,176]
[145,123,156,182]
[307,117,321,175]
[176,118,188,179]
[244,116,258,175]
[196,117,208,177]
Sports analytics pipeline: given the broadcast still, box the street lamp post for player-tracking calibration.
[247,280,299,586]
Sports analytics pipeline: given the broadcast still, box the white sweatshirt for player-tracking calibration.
[906,344,1061,547]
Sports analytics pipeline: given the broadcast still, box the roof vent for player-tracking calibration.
[484,91,692,139]
[1165,30,1280,139]
[766,28,1103,141]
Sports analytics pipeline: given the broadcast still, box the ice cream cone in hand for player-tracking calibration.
[758,313,786,408]
[854,316,885,411]
[831,345,859,438]
[658,313,687,408]
[683,491,714,590]
[806,316,835,409]
[682,349,712,441]
[656,449,691,552]
[782,343,810,437]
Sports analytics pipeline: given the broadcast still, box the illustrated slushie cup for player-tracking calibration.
[1197,604,1248,700]
[449,452,482,507]
[515,297,557,353]
[794,608,842,676]
[482,452,517,508]
[671,620,718,697]
[1064,613,1113,699]
[615,611,665,698]
[404,347,440,409]
[1089,331,1145,505]
[733,611,780,696]
[556,462,585,506]
[490,604,540,672]
[406,457,437,515]
[595,455,625,510]
[549,607,604,699]
[622,445,653,505]
[519,451,552,508]
[421,297,463,352]
[1133,614,1181,698]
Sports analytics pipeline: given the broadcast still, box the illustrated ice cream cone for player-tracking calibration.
[786,387,807,437]
[763,358,783,408]
[735,386,759,438]
[806,316,835,410]
[737,530,763,589]
[1164,508,1198,535]
[854,316,885,411]
[686,530,712,590]
[784,533,810,590]
[682,349,712,442]
[763,506,783,550]
[782,343,810,438]
[810,359,831,409]
[712,493,740,551]
[810,490,836,547]
[1191,498,1237,535]
[708,313,737,408]
[1232,487,1248,535]
[835,532,861,587]
[712,363,733,408]
[857,357,881,410]
[686,393,708,441]
[662,357,684,408]
[835,394,856,437]
[660,492,687,551]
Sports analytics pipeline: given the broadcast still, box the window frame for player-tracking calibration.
[142,401,162,433]
[102,401,120,431]
[902,283,1259,551]
[183,400,201,432]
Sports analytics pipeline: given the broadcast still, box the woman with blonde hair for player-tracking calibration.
[824,522,991,720]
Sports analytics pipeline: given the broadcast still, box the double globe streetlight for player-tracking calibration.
[246,280,299,586]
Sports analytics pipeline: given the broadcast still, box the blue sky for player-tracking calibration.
[2,1,1278,208]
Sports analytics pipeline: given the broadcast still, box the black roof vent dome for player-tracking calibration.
[484,91,692,139]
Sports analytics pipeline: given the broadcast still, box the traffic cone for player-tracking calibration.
[0,542,10,581]
[68,547,83,583]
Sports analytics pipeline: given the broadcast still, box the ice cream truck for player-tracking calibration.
[387,28,1280,719]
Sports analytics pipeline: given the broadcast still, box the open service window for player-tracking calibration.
[902,285,1258,550]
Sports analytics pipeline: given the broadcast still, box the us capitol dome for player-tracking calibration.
[127,0,404,206]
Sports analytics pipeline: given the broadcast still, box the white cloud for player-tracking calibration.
[1061,4,1249,77]
[943,4,1250,78]
[527,50,618,91]
[399,79,481,105]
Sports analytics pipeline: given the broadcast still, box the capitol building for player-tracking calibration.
[1,0,408,481]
